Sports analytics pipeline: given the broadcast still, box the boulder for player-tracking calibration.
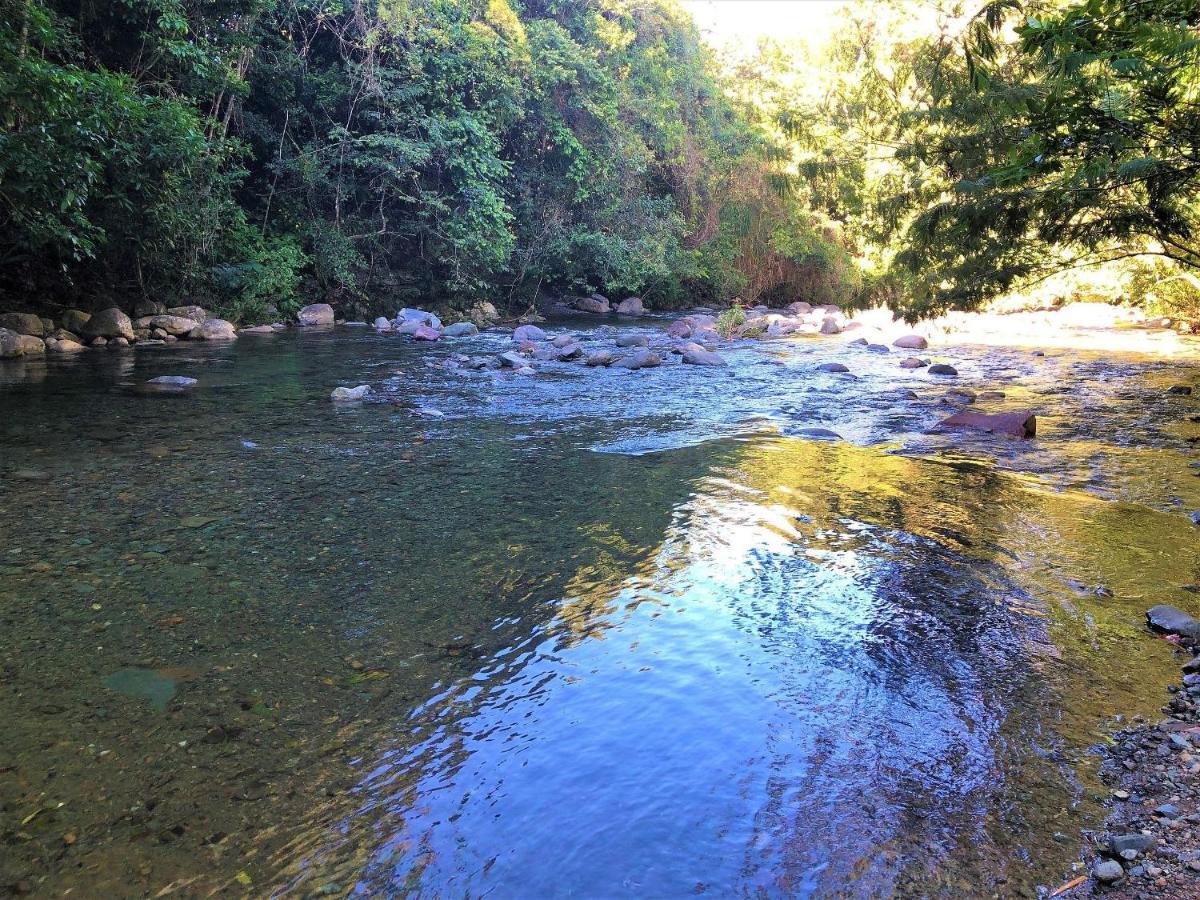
[939,409,1036,438]
[586,350,618,367]
[556,343,584,361]
[667,320,692,338]
[373,316,392,330]
[0,312,45,336]
[893,334,928,350]
[109,336,129,348]
[90,336,108,347]
[442,322,479,337]
[818,362,849,373]
[612,349,661,370]
[1147,604,1200,641]
[1092,861,1123,885]
[331,385,371,402]
[787,301,812,314]
[900,357,928,369]
[188,318,238,341]
[819,317,842,335]
[552,333,579,348]
[15,334,44,354]
[411,325,441,341]
[512,324,547,343]
[616,296,645,316]
[682,348,728,367]
[133,300,167,317]
[498,351,527,368]
[928,363,959,376]
[467,301,500,323]
[149,315,199,336]
[977,390,1006,401]
[167,305,209,324]
[395,319,424,335]
[867,343,889,353]
[61,309,91,332]
[395,307,442,329]
[573,295,611,314]
[82,308,134,341]
[48,339,84,353]
[298,303,336,326]
[616,333,649,348]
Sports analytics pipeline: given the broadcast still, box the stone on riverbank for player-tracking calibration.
[167,305,209,324]
[1147,605,1200,640]
[928,363,959,376]
[894,334,928,350]
[49,339,85,353]
[149,315,199,336]
[1093,860,1124,884]
[330,385,371,402]
[0,329,27,358]
[298,303,336,326]
[573,294,610,314]
[819,317,842,335]
[396,308,442,329]
[188,319,238,340]
[61,309,91,332]
[240,325,275,334]
[82,308,134,341]
[0,313,45,336]
[442,322,479,337]
[939,409,1037,438]
[616,296,645,316]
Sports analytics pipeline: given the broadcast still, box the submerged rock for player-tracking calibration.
[939,409,1036,438]
[411,325,441,341]
[612,349,661,370]
[900,357,928,369]
[796,427,841,440]
[239,324,276,334]
[682,348,728,366]
[818,362,849,373]
[928,363,959,376]
[1146,604,1200,640]
[298,303,336,326]
[330,385,371,402]
[148,376,198,388]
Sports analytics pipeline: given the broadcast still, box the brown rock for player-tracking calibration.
[939,409,1036,438]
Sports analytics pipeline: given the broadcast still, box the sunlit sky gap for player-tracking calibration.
[681,0,852,49]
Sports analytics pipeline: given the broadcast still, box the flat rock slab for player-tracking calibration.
[939,409,1037,438]
[1147,604,1200,641]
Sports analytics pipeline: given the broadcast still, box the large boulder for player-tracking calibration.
[819,317,842,335]
[133,300,167,317]
[616,296,645,316]
[373,316,391,330]
[442,322,479,337]
[48,339,84,353]
[149,315,199,336]
[667,320,692,338]
[15,334,44,354]
[1147,605,1200,641]
[0,328,25,358]
[466,301,500,324]
[787,301,812,315]
[512,324,547,343]
[61,309,91,332]
[894,334,929,350]
[82,308,134,341]
[498,351,527,368]
[573,294,611,314]
[411,325,441,341]
[394,307,442,329]
[167,305,209,324]
[939,409,1037,438]
[0,312,45,336]
[188,318,238,340]
[298,303,336,326]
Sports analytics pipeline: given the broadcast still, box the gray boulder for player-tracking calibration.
[395,307,442,329]
[612,349,661,370]
[900,357,928,369]
[83,308,134,341]
[1147,605,1200,640]
[512,324,547,343]
[819,317,842,335]
[373,316,391,330]
[616,333,649,348]
[443,322,479,338]
[298,303,336,326]
[498,351,527,368]
[893,334,929,350]
[149,315,199,336]
[573,294,611,314]
[616,296,645,316]
[586,350,618,367]
[682,348,728,366]
[0,312,45,336]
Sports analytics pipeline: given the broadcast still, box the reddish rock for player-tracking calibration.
[412,325,441,341]
[939,409,1037,438]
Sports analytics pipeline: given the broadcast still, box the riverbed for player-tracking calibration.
[2,316,1199,897]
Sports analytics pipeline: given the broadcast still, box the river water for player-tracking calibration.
[1,317,1198,897]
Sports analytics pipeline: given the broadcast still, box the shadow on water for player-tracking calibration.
[1,328,1198,897]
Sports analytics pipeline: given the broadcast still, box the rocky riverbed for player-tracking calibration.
[2,298,1200,897]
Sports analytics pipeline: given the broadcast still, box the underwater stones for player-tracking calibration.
[188,318,237,340]
[573,294,611,314]
[612,349,660,370]
[0,312,45,336]
[298,303,336,326]
[1147,605,1200,641]
[939,409,1036,438]
[330,385,371,402]
[818,362,849,373]
[928,363,959,376]
[411,325,441,341]
[442,322,479,337]
[893,334,928,350]
[103,666,176,711]
[616,332,649,348]
[512,324,547,343]
[82,308,134,341]
[616,296,645,316]
[682,347,728,366]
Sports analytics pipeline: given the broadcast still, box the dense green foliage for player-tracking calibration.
[0,0,851,320]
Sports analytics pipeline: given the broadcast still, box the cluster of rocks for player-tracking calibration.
[550,294,646,316]
[368,302,500,340]
[1078,604,1200,897]
[0,304,248,358]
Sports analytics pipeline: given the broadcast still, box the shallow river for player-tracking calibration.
[2,316,1199,897]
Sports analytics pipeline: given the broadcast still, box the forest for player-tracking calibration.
[1,0,1197,324]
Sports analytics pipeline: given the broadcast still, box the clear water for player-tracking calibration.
[1,320,1199,897]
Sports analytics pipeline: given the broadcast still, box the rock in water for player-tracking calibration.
[616,333,649,348]
[188,318,238,340]
[1168,385,1193,395]
[1147,604,1200,640]
[330,385,371,402]
[82,308,134,341]
[939,410,1037,438]
[298,303,336,326]
[586,351,617,367]
[893,334,928,350]
[928,363,959,376]
[796,427,841,440]
[615,296,645,316]
[573,295,610,314]
[411,325,441,341]
[612,349,661,370]
[103,667,176,711]
[0,312,45,336]
[149,315,200,336]
[512,324,547,343]
[373,316,391,330]
[900,357,928,369]
[818,362,849,373]
[497,351,527,368]
[682,348,728,366]
[819,317,842,335]
[442,322,479,337]
[148,376,198,387]
[167,305,209,324]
